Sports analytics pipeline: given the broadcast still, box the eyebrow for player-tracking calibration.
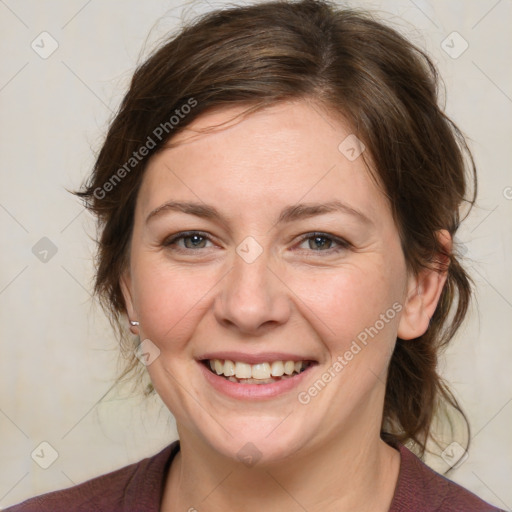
[145,200,373,226]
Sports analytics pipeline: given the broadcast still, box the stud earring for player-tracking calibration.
[130,320,140,326]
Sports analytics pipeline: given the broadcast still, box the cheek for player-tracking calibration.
[290,262,401,350]
[132,261,215,351]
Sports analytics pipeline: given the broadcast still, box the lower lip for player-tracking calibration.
[198,361,315,400]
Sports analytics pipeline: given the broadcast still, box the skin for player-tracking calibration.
[121,99,450,511]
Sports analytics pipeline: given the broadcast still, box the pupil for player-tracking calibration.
[312,236,329,250]
[185,235,205,248]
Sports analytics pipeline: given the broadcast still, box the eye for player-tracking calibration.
[163,231,214,250]
[296,232,351,254]
[162,230,351,255]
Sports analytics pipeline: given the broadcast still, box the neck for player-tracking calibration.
[162,424,400,512]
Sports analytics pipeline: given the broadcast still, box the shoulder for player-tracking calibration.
[389,443,504,512]
[4,442,179,512]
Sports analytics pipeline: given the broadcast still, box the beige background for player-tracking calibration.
[0,0,511,509]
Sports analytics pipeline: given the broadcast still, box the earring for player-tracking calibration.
[130,320,140,326]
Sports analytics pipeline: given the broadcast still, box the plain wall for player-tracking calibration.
[1,0,511,509]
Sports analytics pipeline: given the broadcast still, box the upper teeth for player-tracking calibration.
[208,359,306,379]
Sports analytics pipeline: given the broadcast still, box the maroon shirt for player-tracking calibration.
[5,441,504,511]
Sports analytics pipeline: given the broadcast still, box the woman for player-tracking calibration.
[6,0,504,510]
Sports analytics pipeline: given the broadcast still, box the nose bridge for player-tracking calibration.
[214,240,290,333]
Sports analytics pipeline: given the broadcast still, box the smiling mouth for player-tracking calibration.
[202,359,316,385]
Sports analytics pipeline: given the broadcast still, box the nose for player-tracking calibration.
[213,248,291,335]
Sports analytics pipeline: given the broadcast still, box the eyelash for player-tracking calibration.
[163,231,351,255]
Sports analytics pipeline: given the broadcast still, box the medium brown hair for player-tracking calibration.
[77,0,476,458]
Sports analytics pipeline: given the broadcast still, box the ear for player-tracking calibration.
[397,230,451,340]
[120,270,138,335]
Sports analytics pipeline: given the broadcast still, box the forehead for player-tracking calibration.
[138,100,390,229]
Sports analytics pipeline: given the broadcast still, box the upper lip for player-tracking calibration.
[197,351,318,365]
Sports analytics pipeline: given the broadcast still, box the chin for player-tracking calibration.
[196,414,311,467]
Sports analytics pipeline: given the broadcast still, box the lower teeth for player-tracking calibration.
[224,373,298,385]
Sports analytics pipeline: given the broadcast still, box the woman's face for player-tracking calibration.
[122,100,421,464]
